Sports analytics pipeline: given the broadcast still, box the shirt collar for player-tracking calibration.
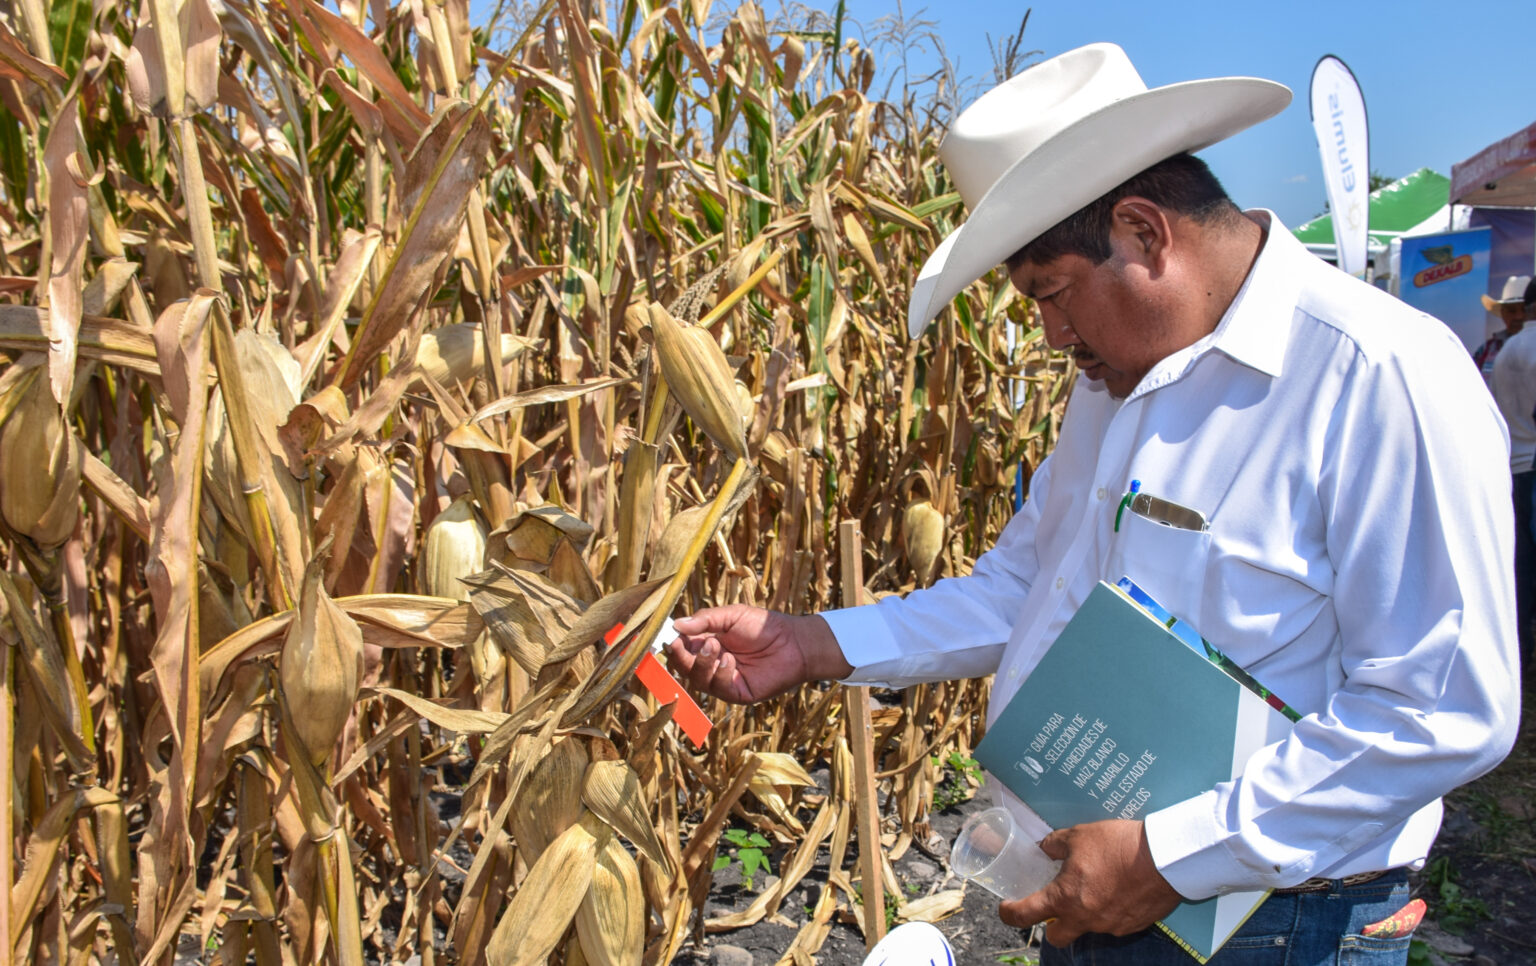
[1202,209,1301,379]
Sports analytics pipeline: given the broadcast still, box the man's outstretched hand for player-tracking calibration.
[999,819,1183,948]
[667,605,853,704]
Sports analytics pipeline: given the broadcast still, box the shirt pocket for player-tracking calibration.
[1107,506,1214,624]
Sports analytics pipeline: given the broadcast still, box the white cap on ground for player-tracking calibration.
[860,921,956,966]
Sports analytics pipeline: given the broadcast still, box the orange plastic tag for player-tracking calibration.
[605,622,712,748]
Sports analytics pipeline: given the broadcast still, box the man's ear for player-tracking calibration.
[1109,197,1172,272]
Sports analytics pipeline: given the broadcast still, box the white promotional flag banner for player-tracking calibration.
[1309,56,1370,276]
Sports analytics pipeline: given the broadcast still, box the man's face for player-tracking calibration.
[1008,240,1164,398]
[1500,302,1526,335]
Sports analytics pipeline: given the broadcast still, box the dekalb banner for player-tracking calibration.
[1398,227,1492,354]
[1310,56,1370,277]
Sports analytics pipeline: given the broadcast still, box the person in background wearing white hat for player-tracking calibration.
[669,43,1518,964]
[1472,274,1534,382]
[1488,276,1536,669]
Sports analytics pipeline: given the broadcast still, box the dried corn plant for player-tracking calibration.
[0,0,1071,963]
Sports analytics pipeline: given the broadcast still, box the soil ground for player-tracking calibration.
[678,679,1536,966]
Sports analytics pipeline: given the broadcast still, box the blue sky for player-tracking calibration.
[466,1,1535,227]
[829,0,1536,227]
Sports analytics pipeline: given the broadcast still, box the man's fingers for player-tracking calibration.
[667,636,744,701]
[1043,916,1085,949]
[998,886,1055,930]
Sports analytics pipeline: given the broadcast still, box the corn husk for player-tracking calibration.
[422,496,502,686]
[485,811,605,966]
[574,834,644,966]
[581,758,667,868]
[511,736,589,862]
[415,323,537,387]
[421,496,489,600]
[646,302,747,458]
[279,556,365,765]
[902,500,945,585]
[0,362,83,547]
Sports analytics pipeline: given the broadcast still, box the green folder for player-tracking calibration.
[975,580,1296,962]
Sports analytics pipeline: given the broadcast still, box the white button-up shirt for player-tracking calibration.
[822,213,1521,900]
[1490,324,1536,474]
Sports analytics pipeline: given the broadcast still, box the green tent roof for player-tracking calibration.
[1292,168,1450,246]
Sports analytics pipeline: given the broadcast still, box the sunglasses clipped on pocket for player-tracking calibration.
[1125,490,1210,533]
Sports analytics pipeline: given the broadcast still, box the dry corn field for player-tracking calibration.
[0,0,1072,962]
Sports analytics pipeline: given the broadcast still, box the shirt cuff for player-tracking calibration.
[820,604,902,684]
[1142,790,1232,901]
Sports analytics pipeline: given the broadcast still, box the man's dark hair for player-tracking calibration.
[1006,153,1240,270]
[1524,276,1536,309]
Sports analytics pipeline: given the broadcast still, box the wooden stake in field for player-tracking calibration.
[840,519,885,947]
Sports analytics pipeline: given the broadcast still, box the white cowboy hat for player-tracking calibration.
[907,43,1291,338]
[1480,274,1533,313]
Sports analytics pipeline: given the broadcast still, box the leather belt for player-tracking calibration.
[1274,869,1391,894]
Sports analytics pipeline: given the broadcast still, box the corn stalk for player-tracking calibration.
[0,1,1067,962]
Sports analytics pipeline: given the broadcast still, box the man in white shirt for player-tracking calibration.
[1473,274,1533,382]
[668,44,1519,963]
[1489,276,1536,666]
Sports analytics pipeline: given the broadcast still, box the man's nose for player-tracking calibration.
[1039,309,1074,351]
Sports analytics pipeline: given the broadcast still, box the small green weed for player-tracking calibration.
[713,827,773,890]
[1424,855,1490,935]
[1406,938,1432,966]
[931,750,983,812]
[1466,789,1520,853]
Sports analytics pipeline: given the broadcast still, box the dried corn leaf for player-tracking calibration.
[468,376,629,422]
[339,102,494,386]
[465,565,583,677]
[0,572,90,768]
[199,594,476,703]
[542,575,668,667]
[42,95,88,404]
[896,890,965,924]
[752,752,816,787]
[371,687,507,735]
[0,309,159,374]
[650,504,709,580]
[11,786,120,942]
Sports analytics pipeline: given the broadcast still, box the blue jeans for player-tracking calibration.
[1514,471,1535,665]
[1040,870,1413,965]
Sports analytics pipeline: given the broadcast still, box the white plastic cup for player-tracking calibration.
[949,806,1062,901]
